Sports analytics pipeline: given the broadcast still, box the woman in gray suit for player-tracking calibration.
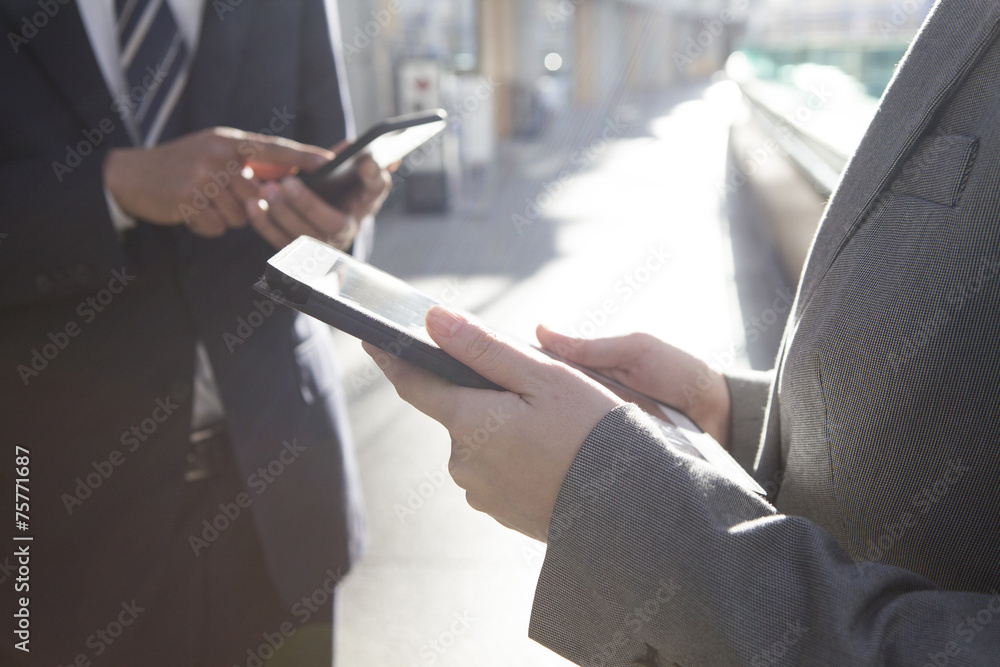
[369,0,1000,664]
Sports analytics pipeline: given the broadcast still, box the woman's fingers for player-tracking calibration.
[536,325,650,372]
[427,307,551,396]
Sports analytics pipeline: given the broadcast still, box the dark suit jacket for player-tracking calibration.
[530,0,1000,664]
[0,0,364,662]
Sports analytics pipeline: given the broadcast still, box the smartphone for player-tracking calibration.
[298,109,448,204]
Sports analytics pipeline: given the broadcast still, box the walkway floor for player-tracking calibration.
[332,78,773,666]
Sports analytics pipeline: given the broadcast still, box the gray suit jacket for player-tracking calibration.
[529,1,1000,664]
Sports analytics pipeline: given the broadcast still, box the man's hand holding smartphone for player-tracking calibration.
[246,141,392,251]
[245,110,447,249]
[103,127,334,236]
[103,126,392,251]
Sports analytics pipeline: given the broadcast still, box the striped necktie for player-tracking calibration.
[115,0,190,147]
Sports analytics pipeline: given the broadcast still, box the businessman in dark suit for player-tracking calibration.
[0,0,388,664]
[369,0,1000,664]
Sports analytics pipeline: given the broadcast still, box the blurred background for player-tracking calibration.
[329,0,934,664]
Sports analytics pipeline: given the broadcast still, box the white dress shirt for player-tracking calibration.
[78,0,204,230]
[78,0,203,102]
[79,0,226,432]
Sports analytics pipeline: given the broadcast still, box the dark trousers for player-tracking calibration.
[6,433,337,667]
[181,432,337,667]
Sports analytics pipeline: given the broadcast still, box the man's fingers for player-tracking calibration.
[426,306,543,394]
[238,132,334,172]
[229,172,260,202]
[346,157,391,216]
[279,176,356,248]
[358,157,388,200]
[244,162,298,182]
[246,198,292,249]
[186,206,227,238]
[213,189,248,228]
[259,182,319,240]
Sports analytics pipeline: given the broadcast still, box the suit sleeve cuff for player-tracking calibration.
[724,368,774,472]
[529,404,775,665]
[104,185,136,232]
[349,214,375,261]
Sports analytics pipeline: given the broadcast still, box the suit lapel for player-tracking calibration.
[755,0,1000,482]
[176,0,256,134]
[3,0,255,140]
[3,0,116,132]
[793,0,1000,322]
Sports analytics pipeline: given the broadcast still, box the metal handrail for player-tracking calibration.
[740,85,849,197]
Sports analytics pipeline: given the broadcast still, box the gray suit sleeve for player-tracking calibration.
[724,369,773,473]
[529,404,1000,666]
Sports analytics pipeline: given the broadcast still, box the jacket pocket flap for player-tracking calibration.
[890,133,979,208]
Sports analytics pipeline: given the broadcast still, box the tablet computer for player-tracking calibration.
[254,236,503,391]
[299,110,448,203]
[255,236,765,496]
